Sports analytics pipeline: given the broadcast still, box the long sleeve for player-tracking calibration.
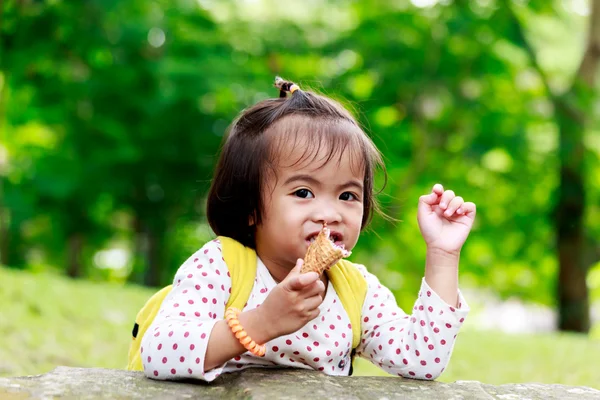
[355,266,469,380]
[140,239,232,382]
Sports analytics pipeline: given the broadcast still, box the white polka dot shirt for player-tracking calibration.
[141,239,469,382]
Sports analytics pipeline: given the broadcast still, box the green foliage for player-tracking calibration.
[1,0,598,316]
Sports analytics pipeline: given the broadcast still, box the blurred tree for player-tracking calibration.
[508,0,600,332]
[1,0,599,336]
[0,0,236,284]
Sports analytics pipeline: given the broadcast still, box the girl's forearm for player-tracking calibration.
[424,248,459,307]
[204,308,273,372]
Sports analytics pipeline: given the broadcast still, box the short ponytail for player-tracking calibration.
[274,76,301,98]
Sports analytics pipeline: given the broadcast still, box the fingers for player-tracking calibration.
[444,196,463,217]
[304,295,324,313]
[420,184,476,218]
[303,279,326,299]
[292,258,303,273]
[458,201,476,216]
[287,272,319,291]
[438,189,455,210]
[419,183,444,206]
[285,259,319,291]
[419,191,439,206]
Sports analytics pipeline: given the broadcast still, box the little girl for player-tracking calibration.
[140,77,476,382]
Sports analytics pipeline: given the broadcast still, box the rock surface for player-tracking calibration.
[0,367,599,399]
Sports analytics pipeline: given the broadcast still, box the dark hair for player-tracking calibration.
[206,77,386,248]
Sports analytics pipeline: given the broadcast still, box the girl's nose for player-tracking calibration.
[312,203,342,225]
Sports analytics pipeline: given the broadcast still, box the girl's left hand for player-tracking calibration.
[417,183,476,255]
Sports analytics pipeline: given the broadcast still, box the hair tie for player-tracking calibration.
[274,76,300,97]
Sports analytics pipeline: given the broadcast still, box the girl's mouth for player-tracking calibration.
[305,229,350,256]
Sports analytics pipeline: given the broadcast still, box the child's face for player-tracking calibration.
[255,138,365,270]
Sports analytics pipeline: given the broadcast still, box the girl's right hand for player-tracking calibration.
[257,259,325,340]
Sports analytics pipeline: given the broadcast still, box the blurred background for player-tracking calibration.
[1,0,599,389]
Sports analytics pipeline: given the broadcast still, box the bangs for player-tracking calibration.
[264,115,374,177]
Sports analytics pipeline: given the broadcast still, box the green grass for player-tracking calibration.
[0,266,154,377]
[1,266,598,390]
[354,331,600,389]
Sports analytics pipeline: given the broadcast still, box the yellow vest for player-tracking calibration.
[127,236,367,372]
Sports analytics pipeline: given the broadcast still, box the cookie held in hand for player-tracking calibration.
[301,223,351,275]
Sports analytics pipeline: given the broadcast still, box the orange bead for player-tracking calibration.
[224,307,265,357]
[235,330,247,339]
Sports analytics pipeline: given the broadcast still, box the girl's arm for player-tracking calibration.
[418,184,476,307]
[203,308,270,371]
[354,184,474,379]
[424,248,459,307]
[140,239,239,382]
[355,265,469,380]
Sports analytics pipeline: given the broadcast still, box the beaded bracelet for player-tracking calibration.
[225,307,266,357]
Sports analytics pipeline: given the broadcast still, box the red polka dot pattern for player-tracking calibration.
[141,242,469,383]
[356,272,469,381]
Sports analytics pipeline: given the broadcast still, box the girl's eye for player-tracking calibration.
[295,189,314,199]
[340,192,358,201]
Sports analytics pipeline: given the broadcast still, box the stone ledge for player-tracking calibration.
[0,367,598,400]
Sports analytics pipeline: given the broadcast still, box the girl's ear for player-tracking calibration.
[248,212,256,226]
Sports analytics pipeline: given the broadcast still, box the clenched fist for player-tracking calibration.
[257,259,325,340]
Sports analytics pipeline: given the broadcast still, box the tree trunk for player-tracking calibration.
[66,232,84,278]
[555,0,600,332]
[143,226,164,287]
[0,206,8,265]
[0,129,7,266]
[128,215,147,285]
[0,64,7,267]
[555,103,589,331]
[128,212,167,287]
